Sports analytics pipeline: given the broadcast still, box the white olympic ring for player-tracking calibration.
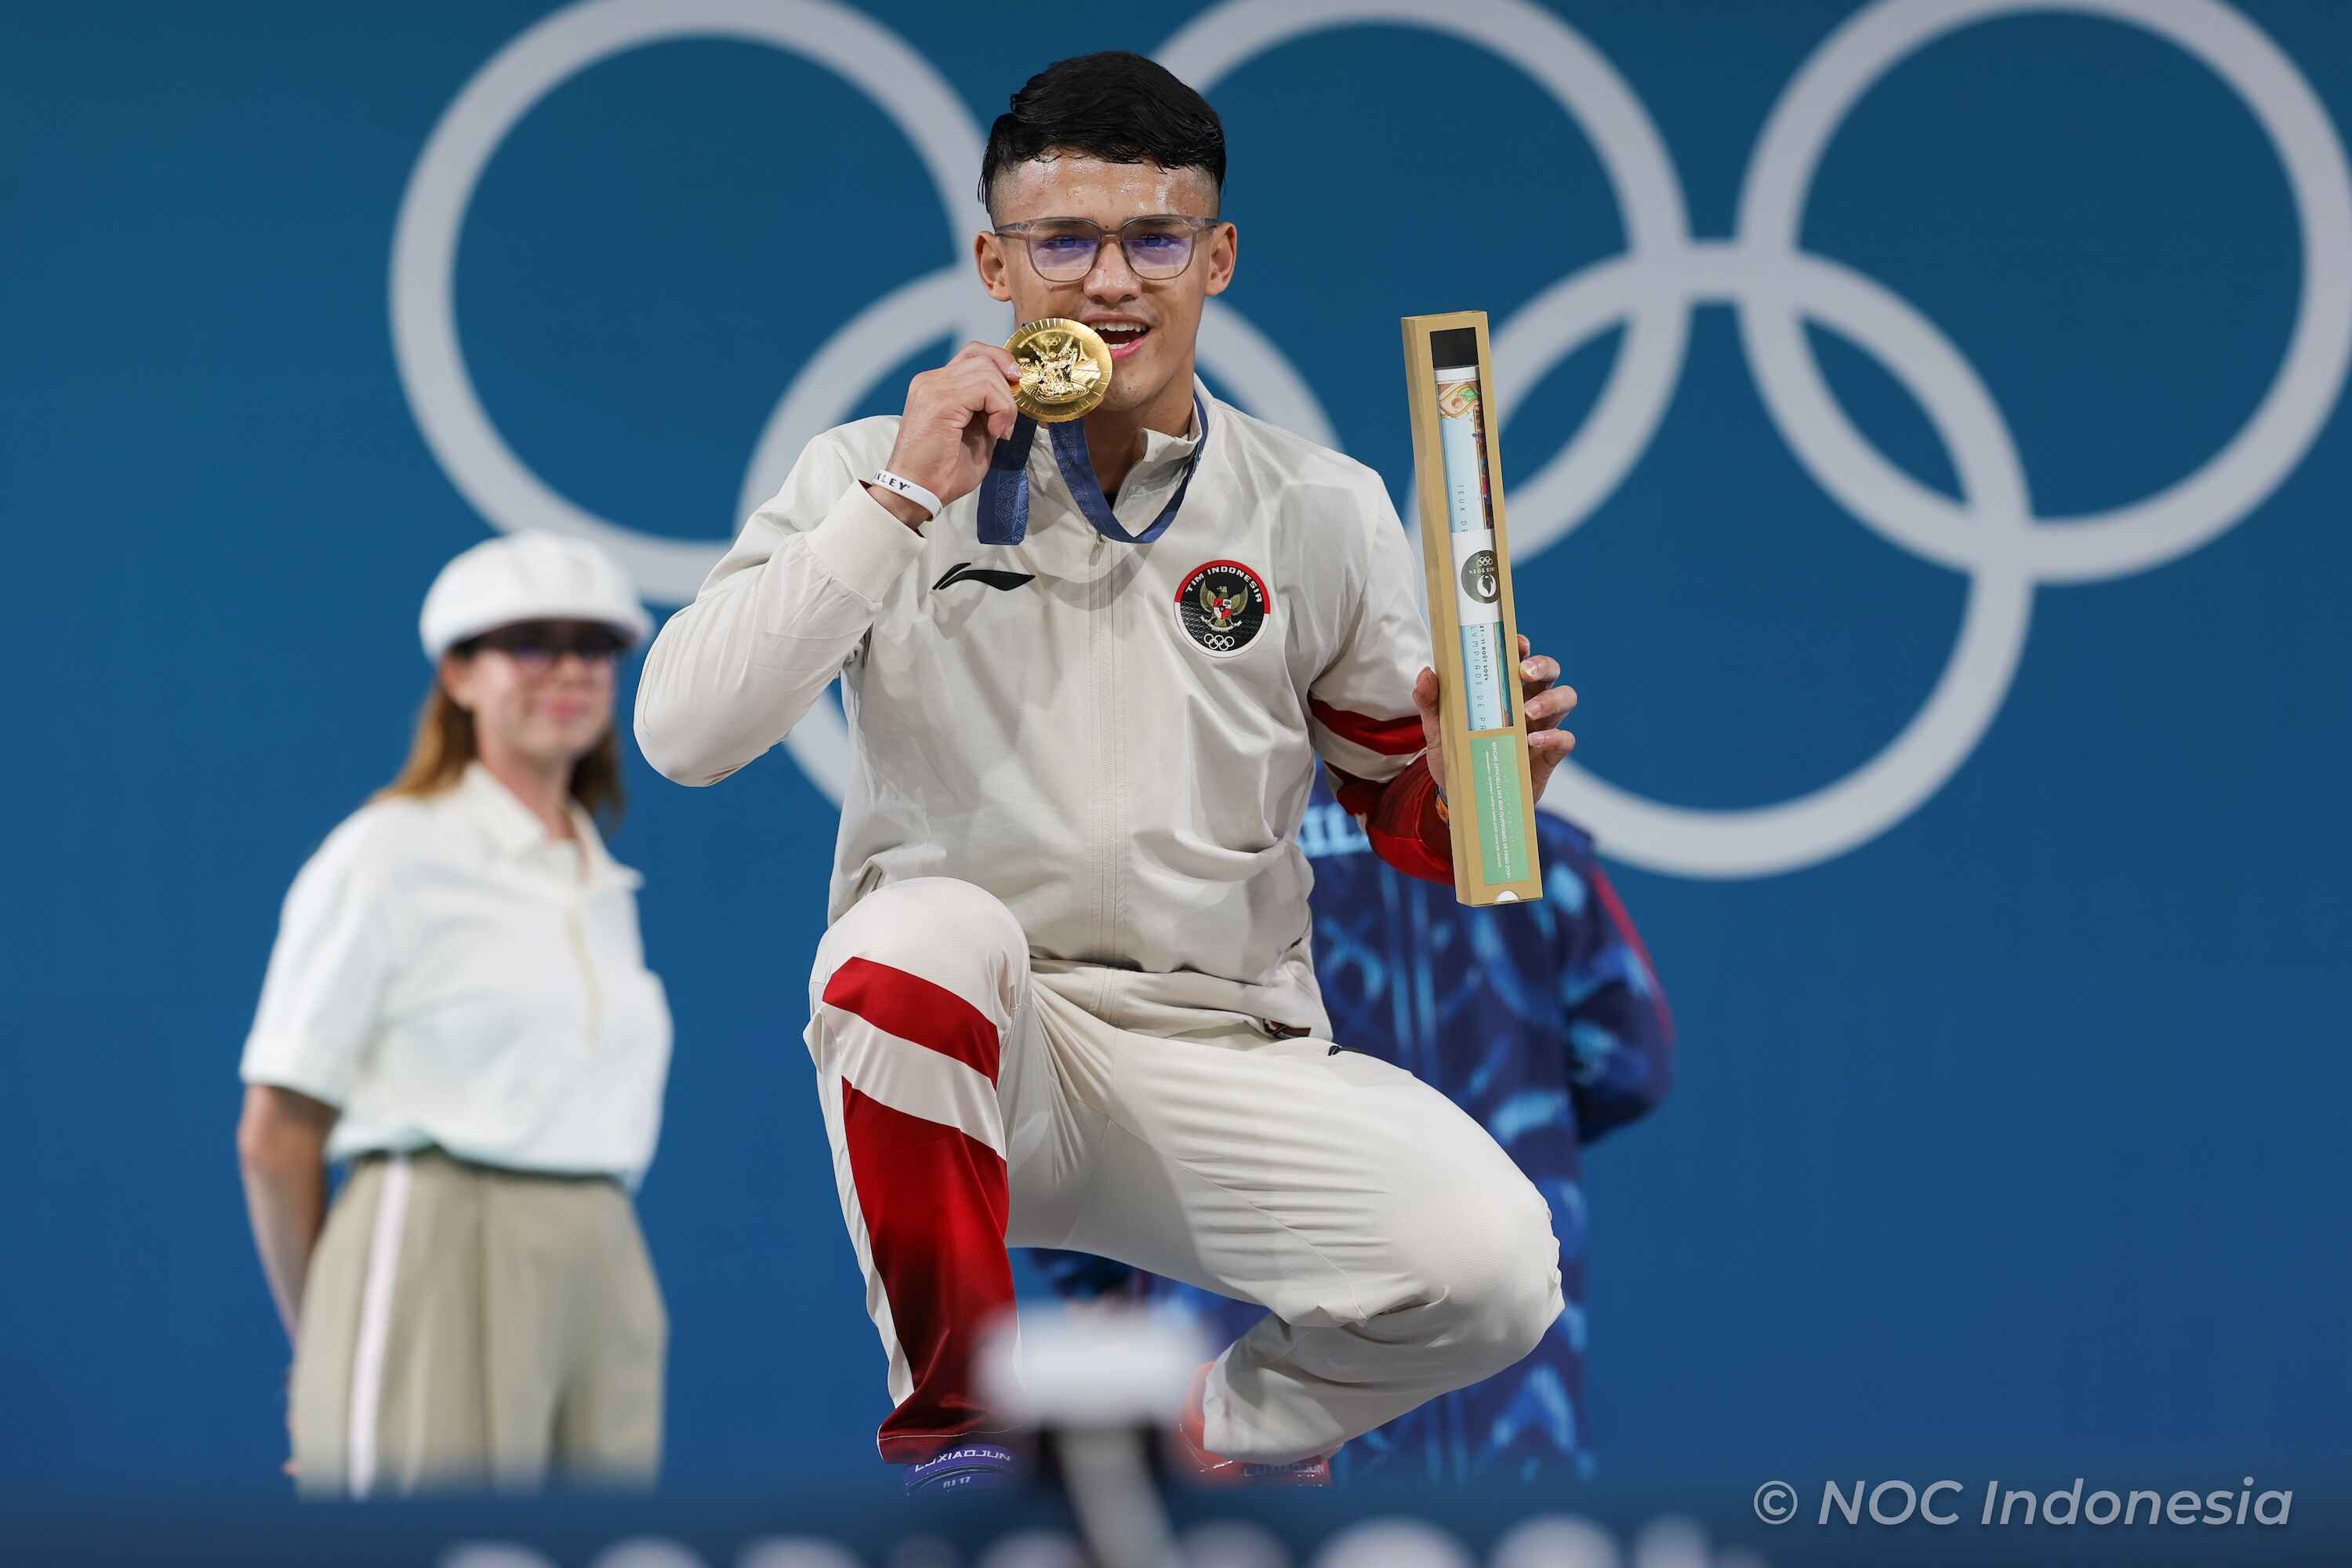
[390,0,989,604]
[390,0,2351,877]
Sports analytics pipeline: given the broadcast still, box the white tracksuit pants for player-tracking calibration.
[804,877,1563,1465]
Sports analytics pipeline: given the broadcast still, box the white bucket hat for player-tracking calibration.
[419,532,653,661]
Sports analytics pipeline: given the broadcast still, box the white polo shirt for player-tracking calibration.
[241,763,673,1186]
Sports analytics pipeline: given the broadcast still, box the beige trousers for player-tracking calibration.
[290,1150,666,1496]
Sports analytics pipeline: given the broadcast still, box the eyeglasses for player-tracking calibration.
[992,215,1223,282]
[460,620,627,671]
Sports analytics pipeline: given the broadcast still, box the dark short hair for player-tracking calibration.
[978,52,1225,217]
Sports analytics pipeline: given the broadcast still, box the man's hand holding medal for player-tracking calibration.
[864,321,1114,529]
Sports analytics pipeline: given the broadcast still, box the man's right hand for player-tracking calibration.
[866,341,1023,526]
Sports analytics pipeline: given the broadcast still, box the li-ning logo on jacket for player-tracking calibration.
[933,563,1036,593]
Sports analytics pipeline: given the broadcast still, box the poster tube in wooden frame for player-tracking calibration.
[1400,310,1544,906]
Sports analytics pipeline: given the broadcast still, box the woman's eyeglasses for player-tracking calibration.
[460,621,627,671]
[992,215,1223,282]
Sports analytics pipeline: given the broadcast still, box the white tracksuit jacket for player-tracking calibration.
[635,383,1439,1036]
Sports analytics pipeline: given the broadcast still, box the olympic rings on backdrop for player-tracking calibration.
[391,0,2350,876]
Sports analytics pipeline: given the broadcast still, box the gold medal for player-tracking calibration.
[1006,318,1112,423]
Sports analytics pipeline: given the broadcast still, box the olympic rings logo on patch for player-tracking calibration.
[390,0,2352,879]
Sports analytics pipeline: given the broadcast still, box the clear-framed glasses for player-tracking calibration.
[992,214,1223,281]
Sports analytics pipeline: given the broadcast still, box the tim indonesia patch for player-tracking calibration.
[1174,560,1269,657]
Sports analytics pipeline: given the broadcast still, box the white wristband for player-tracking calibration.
[869,469,942,520]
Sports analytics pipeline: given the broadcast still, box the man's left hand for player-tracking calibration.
[1412,636,1578,802]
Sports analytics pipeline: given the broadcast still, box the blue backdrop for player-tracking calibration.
[5,0,2347,1522]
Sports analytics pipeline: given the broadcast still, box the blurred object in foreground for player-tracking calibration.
[979,1305,1211,1567]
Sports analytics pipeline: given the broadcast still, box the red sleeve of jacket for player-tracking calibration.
[1327,757,1454,885]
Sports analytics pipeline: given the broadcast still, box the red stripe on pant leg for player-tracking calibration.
[822,955,1001,1081]
[842,1082,1015,1465]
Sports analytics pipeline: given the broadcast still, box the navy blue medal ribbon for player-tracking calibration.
[975,393,1210,547]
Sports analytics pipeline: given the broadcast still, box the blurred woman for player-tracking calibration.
[235,532,672,1495]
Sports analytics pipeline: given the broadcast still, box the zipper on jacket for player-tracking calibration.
[1105,536,1126,972]
[1088,532,1113,975]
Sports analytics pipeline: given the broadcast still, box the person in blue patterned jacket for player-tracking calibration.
[1030,773,1674,1483]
